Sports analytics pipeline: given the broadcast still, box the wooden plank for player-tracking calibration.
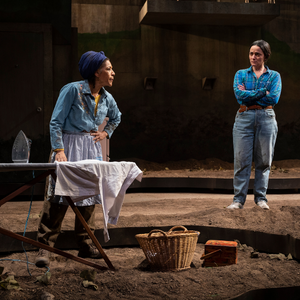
[66,196,115,270]
[0,226,108,271]
[49,172,115,271]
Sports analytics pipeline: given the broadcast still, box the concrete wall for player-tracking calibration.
[263,1,300,160]
[71,0,300,163]
[0,0,77,184]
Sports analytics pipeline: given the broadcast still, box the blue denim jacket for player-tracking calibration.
[233,66,282,107]
[50,80,121,150]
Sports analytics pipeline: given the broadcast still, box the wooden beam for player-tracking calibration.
[0,226,108,271]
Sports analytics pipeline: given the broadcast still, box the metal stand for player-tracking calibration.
[0,167,115,271]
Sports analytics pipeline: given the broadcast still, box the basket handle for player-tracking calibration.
[148,229,168,238]
[167,226,188,234]
[200,249,222,260]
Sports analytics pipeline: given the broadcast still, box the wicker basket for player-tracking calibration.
[135,226,200,271]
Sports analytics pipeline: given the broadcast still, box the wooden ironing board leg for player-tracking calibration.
[50,172,115,270]
[0,169,115,271]
[0,226,108,270]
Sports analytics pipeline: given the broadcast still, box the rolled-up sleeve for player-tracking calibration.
[104,97,121,138]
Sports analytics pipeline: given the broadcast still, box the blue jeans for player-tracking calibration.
[233,108,278,205]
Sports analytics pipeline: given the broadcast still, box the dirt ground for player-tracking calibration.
[0,159,300,300]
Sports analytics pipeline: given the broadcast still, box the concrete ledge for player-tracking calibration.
[139,0,280,26]
[1,225,300,260]
[129,177,300,191]
[230,286,300,300]
[1,226,299,300]
[1,176,300,197]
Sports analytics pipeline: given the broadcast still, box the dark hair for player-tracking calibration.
[251,40,271,61]
[88,58,110,89]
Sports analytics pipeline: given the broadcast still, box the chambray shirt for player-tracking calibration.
[233,66,282,107]
[50,80,121,150]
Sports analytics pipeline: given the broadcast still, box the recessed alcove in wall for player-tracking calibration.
[144,77,157,90]
[202,77,216,90]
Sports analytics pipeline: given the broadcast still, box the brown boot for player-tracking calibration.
[35,248,50,267]
[78,244,102,259]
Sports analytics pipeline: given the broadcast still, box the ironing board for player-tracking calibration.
[0,163,114,271]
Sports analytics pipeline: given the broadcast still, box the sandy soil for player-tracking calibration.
[0,159,300,299]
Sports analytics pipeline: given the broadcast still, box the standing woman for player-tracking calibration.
[35,51,121,266]
[227,40,282,210]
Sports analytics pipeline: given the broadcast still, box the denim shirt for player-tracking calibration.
[233,66,282,107]
[50,80,121,150]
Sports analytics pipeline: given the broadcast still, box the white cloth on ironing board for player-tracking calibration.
[54,160,143,242]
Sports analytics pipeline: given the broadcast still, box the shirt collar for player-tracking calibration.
[100,87,108,97]
[81,80,108,97]
[247,65,270,74]
[82,80,92,94]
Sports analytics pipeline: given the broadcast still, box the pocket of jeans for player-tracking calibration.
[265,109,275,118]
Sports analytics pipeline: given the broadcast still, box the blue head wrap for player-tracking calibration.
[78,51,107,79]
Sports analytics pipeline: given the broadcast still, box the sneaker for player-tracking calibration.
[35,248,50,267]
[227,202,243,209]
[78,244,102,259]
[257,201,269,210]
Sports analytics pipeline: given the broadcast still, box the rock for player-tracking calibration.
[80,269,97,282]
[250,251,259,258]
[36,272,51,285]
[268,253,287,260]
[41,292,55,300]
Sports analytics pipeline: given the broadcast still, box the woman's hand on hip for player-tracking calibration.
[90,131,108,143]
[55,151,67,162]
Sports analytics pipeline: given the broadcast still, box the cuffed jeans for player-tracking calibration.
[233,108,278,205]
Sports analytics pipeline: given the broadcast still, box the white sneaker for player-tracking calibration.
[227,202,243,209]
[257,201,269,210]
